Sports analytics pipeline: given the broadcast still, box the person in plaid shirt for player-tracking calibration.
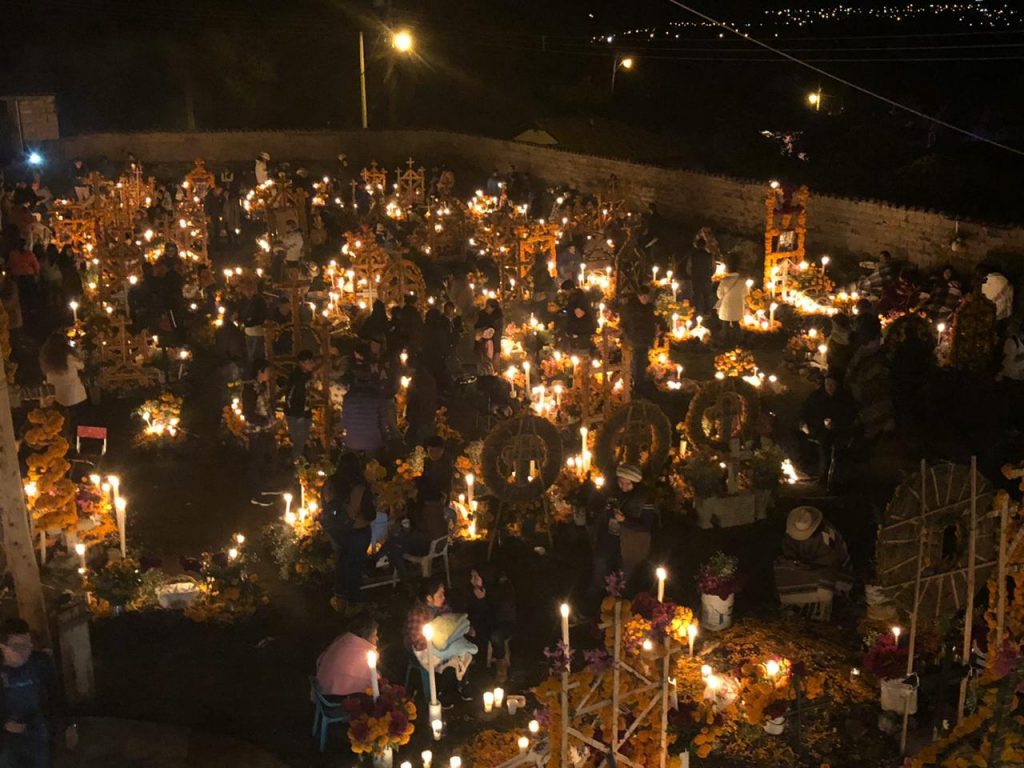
[404,577,449,652]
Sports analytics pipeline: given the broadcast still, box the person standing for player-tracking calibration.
[243,360,276,485]
[688,230,716,317]
[715,256,747,344]
[7,239,40,320]
[0,618,77,768]
[238,278,268,367]
[322,454,376,615]
[39,332,87,438]
[619,287,660,394]
[284,351,316,462]
[467,565,516,684]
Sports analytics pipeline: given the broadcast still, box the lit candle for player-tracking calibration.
[528,720,540,735]
[423,624,438,706]
[579,427,589,472]
[892,625,901,645]
[765,658,781,678]
[700,664,712,679]
[769,301,778,327]
[450,758,462,768]
[560,603,570,648]
[423,750,434,766]
[431,719,442,741]
[108,475,121,507]
[75,542,86,573]
[518,736,529,754]
[656,566,667,602]
[493,687,505,709]
[505,366,517,398]
[687,622,698,657]
[523,361,531,393]
[652,265,659,283]
[671,281,678,301]
[465,474,474,505]
[69,300,79,323]
[114,497,128,558]
[367,650,380,700]
[483,691,494,713]
[402,762,413,768]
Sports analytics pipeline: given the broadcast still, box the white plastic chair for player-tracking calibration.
[403,535,451,586]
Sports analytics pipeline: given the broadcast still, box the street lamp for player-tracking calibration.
[611,54,635,95]
[807,86,822,112]
[358,29,415,129]
[392,30,414,53]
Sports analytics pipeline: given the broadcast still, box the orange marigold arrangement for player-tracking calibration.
[466,729,521,767]
[23,408,78,542]
[714,347,757,379]
[343,682,417,756]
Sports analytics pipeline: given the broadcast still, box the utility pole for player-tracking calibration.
[0,357,50,646]
[359,31,369,129]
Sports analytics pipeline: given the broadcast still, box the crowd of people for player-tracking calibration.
[3,146,1024,762]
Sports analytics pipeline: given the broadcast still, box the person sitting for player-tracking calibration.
[774,506,853,619]
[876,267,918,318]
[799,373,858,482]
[825,313,854,377]
[858,250,896,300]
[404,577,476,702]
[916,264,963,323]
[467,564,516,683]
[315,616,380,700]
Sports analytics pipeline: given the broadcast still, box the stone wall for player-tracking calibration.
[55,130,1024,271]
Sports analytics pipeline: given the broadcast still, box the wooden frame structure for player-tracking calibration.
[764,184,809,291]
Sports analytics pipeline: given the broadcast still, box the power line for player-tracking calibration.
[662,0,1024,158]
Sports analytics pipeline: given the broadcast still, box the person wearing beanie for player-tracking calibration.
[774,506,853,614]
[584,463,655,615]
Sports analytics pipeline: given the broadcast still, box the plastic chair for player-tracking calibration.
[403,653,432,702]
[309,675,349,752]
[403,535,451,586]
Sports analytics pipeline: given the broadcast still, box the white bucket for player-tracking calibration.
[879,677,917,714]
[701,593,735,631]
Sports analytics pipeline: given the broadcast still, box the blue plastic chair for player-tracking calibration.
[309,675,349,752]
[403,653,432,703]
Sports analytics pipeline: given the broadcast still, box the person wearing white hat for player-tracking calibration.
[584,463,655,615]
[774,506,853,614]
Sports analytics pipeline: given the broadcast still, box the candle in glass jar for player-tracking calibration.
[483,691,494,713]
[493,687,505,708]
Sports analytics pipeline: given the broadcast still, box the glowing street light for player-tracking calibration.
[611,54,635,95]
[392,29,414,52]
[358,28,416,130]
[807,86,823,112]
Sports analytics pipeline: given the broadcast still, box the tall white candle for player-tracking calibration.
[465,474,474,506]
[283,492,293,519]
[69,301,79,324]
[423,748,434,765]
[367,650,380,700]
[656,566,667,602]
[423,624,438,705]
[688,622,698,657]
[523,361,531,393]
[560,603,570,648]
[114,497,127,558]
[75,542,86,573]
[579,427,589,472]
